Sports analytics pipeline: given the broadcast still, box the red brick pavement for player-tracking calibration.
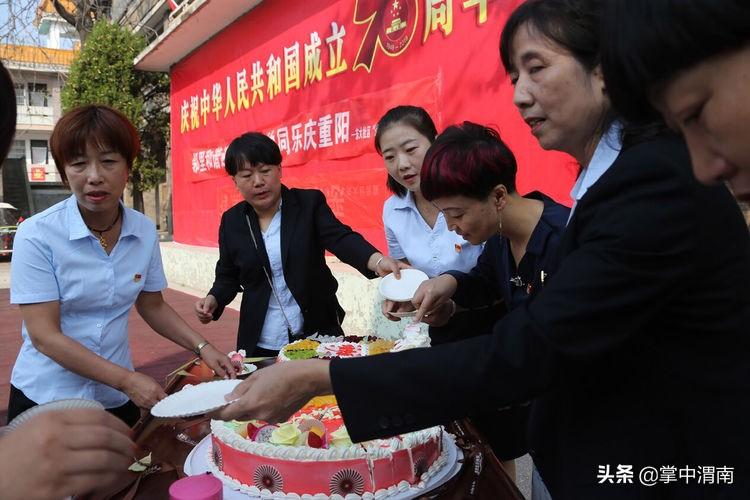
[0,288,240,424]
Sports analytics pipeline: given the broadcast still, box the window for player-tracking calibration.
[13,83,26,106]
[30,139,48,164]
[28,83,48,107]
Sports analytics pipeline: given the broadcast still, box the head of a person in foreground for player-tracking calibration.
[0,61,16,163]
[420,121,518,245]
[601,0,750,202]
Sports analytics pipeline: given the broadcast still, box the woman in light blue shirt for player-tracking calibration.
[376,106,504,344]
[8,105,234,426]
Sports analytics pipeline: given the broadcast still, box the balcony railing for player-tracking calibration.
[16,105,54,127]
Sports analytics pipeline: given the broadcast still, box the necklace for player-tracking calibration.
[85,206,121,250]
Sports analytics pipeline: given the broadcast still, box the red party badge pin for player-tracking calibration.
[454,243,462,253]
[133,273,142,282]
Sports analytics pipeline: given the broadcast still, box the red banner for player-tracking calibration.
[170,0,577,248]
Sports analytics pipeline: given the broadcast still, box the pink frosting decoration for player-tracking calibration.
[228,350,245,372]
[169,474,223,500]
[316,341,364,358]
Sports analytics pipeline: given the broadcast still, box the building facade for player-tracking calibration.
[0,44,76,217]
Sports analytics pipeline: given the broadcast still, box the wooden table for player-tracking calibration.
[107,361,524,500]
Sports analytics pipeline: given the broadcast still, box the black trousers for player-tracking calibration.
[7,384,141,427]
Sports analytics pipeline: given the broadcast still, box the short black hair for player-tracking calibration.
[374,106,438,197]
[421,122,517,202]
[0,61,17,162]
[224,132,282,176]
[499,0,602,75]
[602,0,750,125]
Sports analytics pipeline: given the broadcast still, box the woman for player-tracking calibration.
[411,121,569,481]
[600,0,750,202]
[376,106,503,343]
[0,64,134,500]
[218,1,750,498]
[194,132,402,356]
[411,122,569,324]
[8,105,234,427]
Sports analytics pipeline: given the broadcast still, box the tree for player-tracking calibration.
[52,0,111,44]
[62,20,169,212]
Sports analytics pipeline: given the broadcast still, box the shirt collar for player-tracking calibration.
[66,194,135,241]
[245,187,285,219]
[391,191,418,211]
[569,121,623,203]
[522,191,556,257]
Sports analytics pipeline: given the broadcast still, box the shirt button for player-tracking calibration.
[96,323,102,328]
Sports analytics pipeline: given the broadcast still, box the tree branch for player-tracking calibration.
[52,0,79,28]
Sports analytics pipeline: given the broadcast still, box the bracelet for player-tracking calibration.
[194,340,210,356]
[375,256,384,270]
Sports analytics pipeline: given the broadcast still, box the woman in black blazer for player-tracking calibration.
[217,1,750,498]
[194,132,403,356]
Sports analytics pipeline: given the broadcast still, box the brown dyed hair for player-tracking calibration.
[50,105,140,183]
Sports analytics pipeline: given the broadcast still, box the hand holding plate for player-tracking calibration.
[412,274,458,323]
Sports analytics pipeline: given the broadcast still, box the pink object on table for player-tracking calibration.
[169,474,223,500]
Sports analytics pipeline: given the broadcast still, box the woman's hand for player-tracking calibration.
[0,409,135,500]
[194,295,218,324]
[412,274,458,323]
[119,372,167,409]
[381,299,416,321]
[200,343,236,379]
[420,299,455,327]
[215,359,332,423]
[369,253,410,278]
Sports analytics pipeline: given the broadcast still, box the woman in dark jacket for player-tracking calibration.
[194,132,402,355]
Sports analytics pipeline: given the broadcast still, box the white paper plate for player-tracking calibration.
[389,309,417,318]
[237,363,258,377]
[378,268,429,302]
[151,379,243,418]
[184,430,462,499]
[7,398,105,433]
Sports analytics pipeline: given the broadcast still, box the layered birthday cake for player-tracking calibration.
[207,326,451,498]
[277,323,431,362]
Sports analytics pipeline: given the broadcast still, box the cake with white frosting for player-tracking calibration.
[207,325,448,498]
[277,323,431,362]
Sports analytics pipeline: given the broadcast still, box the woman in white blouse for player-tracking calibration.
[376,106,504,344]
[8,105,234,427]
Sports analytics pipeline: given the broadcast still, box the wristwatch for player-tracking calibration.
[194,340,210,356]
